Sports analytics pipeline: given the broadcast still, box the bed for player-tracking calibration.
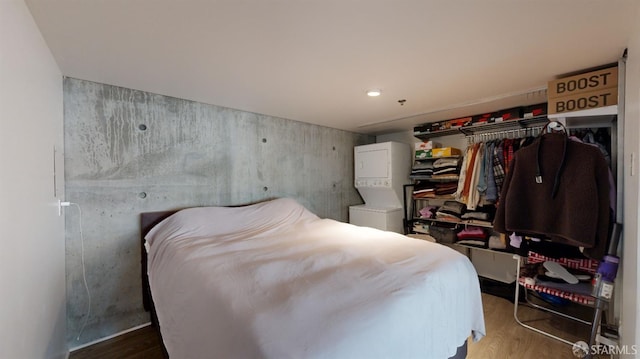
[141,198,485,358]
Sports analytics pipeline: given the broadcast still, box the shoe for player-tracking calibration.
[543,261,579,284]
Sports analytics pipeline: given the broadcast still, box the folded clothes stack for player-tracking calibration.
[435,200,466,221]
[456,226,488,248]
[413,181,436,198]
[434,182,458,196]
[410,162,434,178]
[460,205,495,226]
[431,157,461,180]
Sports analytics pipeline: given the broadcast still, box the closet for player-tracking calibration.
[405,112,550,284]
[404,58,625,356]
[521,105,622,356]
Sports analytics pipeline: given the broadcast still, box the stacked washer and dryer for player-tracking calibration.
[349,141,411,233]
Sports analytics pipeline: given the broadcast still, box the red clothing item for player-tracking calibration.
[502,139,514,174]
[457,226,487,240]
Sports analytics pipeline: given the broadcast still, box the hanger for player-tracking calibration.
[539,120,568,137]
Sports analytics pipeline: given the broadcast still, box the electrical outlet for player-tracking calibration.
[58,199,71,216]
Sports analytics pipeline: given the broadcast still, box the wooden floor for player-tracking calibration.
[69,325,165,359]
[468,293,601,359]
[70,293,603,359]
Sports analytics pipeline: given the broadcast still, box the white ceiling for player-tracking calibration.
[26,0,637,135]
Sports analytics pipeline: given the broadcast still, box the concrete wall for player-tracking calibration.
[0,0,66,358]
[64,78,374,347]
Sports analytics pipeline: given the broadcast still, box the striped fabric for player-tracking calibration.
[518,277,595,305]
[519,251,601,306]
[526,251,600,274]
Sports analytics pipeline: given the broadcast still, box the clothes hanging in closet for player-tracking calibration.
[570,128,612,166]
[456,136,535,211]
[493,132,610,259]
[569,134,617,216]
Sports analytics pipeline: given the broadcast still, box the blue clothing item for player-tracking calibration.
[493,140,505,193]
[485,141,498,201]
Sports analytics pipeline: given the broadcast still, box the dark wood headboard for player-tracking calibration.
[140,210,179,312]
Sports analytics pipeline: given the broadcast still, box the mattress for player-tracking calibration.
[146,198,485,358]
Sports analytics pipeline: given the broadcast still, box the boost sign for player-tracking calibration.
[548,87,618,114]
[547,66,618,115]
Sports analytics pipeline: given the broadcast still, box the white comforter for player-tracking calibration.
[146,198,485,359]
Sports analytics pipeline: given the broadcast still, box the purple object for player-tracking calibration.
[596,255,619,282]
[419,206,437,218]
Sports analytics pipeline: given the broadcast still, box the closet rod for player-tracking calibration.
[466,126,544,144]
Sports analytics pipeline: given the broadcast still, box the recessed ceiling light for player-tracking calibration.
[367,89,381,97]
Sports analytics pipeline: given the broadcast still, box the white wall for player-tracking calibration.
[621,3,640,351]
[0,1,66,358]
